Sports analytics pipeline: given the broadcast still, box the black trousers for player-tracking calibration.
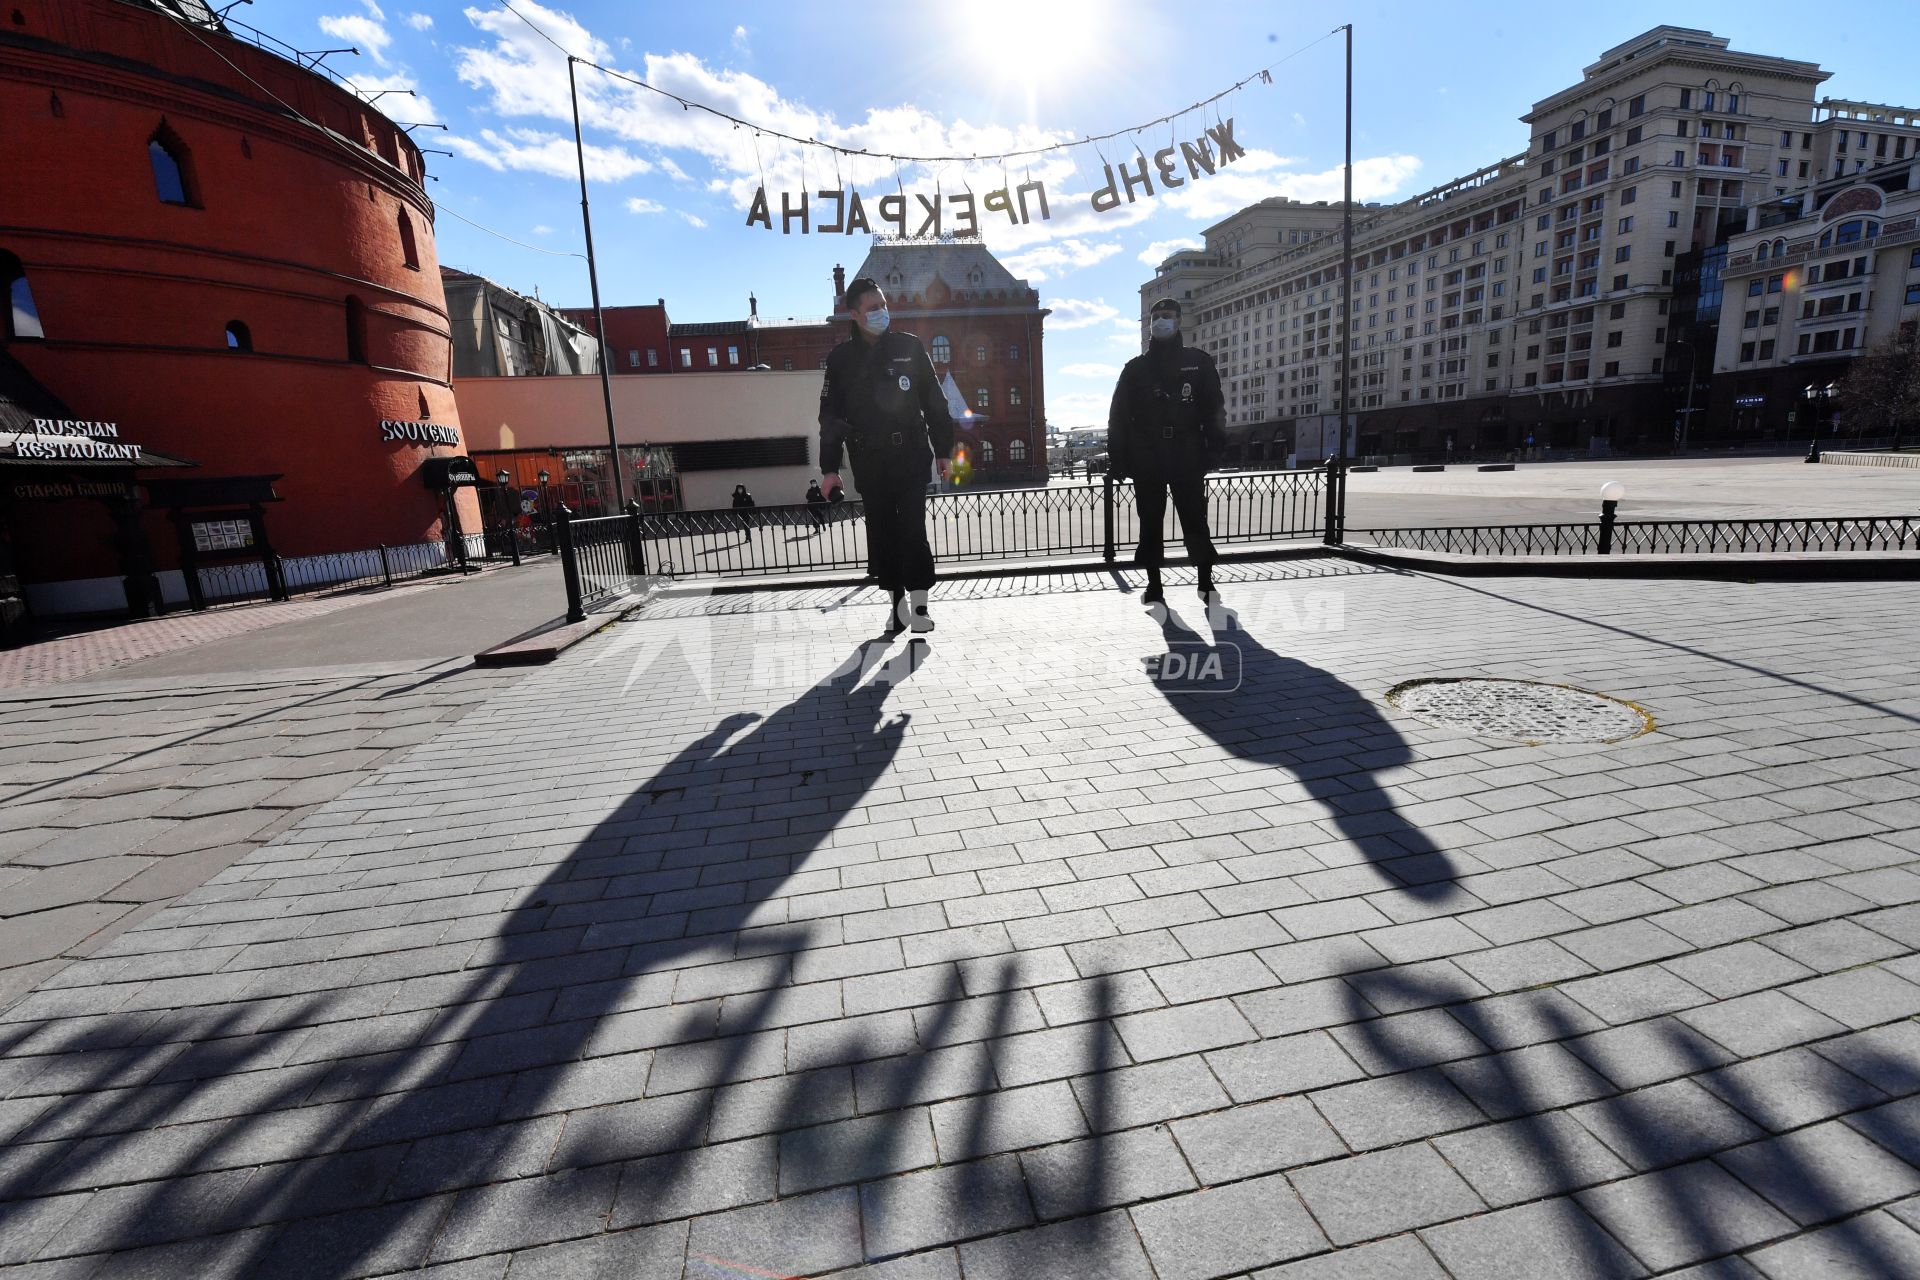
[852,445,936,591]
[1133,472,1216,568]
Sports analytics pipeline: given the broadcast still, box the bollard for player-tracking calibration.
[1598,499,1618,554]
[1322,457,1345,546]
[1101,472,1116,563]
[623,499,648,580]
[555,503,585,623]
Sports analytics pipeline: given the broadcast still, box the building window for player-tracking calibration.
[647,348,659,367]
[397,208,419,269]
[1008,385,1023,407]
[707,347,718,365]
[627,348,640,368]
[148,125,195,206]
[931,335,951,364]
[224,320,252,351]
[974,387,990,409]
[975,344,988,364]
[727,345,740,366]
[344,295,367,364]
[3,251,44,340]
[1007,344,1019,361]
[782,357,793,370]
[1009,438,1027,462]
[679,348,692,368]
[981,439,995,464]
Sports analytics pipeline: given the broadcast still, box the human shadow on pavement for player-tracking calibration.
[1150,600,1462,903]
[1341,962,1920,1274]
[0,634,1121,1276]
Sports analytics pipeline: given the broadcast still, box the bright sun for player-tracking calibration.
[953,0,1109,102]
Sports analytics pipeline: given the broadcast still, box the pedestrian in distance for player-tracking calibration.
[729,482,757,545]
[805,478,828,530]
[1107,296,1226,605]
[819,276,956,636]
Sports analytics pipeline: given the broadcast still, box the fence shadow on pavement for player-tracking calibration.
[0,637,1121,1277]
[1341,962,1920,1274]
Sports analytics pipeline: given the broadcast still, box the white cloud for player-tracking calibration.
[679,211,708,228]
[1160,149,1423,221]
[445,127,654,181]
[1107,330,1144,349]
[1046,390,1112,428]
[1000,238,1121,282]
[405,11,433,30]
[532,224,554,235]
[319,12,392,67]
[1291,112,1306,128]
[1137,236,1202,266]
[626,197,666,214]
[1059,362,1121,379]
[1048,298,1122,330]
[451,4,1090,236]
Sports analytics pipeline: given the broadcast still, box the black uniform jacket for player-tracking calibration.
[818,329,958,474]
[1107,343,1227,479]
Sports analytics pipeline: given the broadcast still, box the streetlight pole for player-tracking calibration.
[567,56,627,510]
[1674,336,1699,452]
[1336,22,1353,466]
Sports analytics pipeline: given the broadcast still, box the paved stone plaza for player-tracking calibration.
[2,561,1919,1278]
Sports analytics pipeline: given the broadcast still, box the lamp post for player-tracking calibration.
[1673,336,1701,452]
[537,468,553,552]
[1598,480,1626,555]
[494,469,520,566]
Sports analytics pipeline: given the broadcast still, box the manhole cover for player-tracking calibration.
[1386,678,1653,745]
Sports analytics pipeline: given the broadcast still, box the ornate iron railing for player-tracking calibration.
[194,536,471,606]
[629,469,1331,581]
[1353,516,1920,557]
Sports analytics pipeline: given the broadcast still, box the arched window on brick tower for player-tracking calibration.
[3,250,44,340]
[397,207,419,270]
[148,122,196,206]
[345,295,368,364]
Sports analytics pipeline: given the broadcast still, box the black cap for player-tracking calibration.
[1149,297,1181,315]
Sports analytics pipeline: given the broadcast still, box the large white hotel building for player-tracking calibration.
[1141,26,1920,462]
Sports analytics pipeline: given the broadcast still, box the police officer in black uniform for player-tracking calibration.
[819,276,955,635]
[1108,296,1226,604]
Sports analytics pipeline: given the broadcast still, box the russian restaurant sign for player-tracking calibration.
[744,119,1250,234]
[380,419,462,446]
[0,419,143,462]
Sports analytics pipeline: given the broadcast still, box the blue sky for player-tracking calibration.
[275,1,1917,427]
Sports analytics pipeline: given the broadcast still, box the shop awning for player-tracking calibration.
[0,353,194,469]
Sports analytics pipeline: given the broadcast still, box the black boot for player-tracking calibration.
[1197,565,1216,598]
[1141,568,1164,605]
[884,588,906,635]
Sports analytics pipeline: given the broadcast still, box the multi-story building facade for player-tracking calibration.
[842,237,1050,478]
[559,301,673,374]
[1709,156,1920,440]
[1140,27,1920,461]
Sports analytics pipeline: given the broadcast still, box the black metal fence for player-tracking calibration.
[1352,515,1920,557]
[627,469,1332,582]
[193,537,472,606]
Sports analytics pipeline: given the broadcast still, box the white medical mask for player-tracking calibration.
[862,308,891,336]
[1149,317,1179,340]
